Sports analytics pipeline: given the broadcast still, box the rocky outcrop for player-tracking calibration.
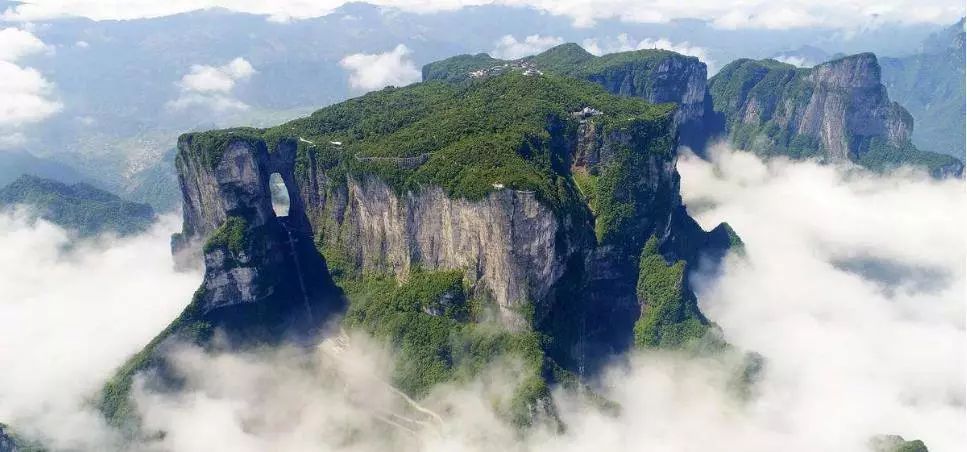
[166,73,738,382]
[423,43,714,151]
[578,51,712,151]
[173,135,341,332]
[309,177,565,329]
[708,53,964,175]
[174,121,730,363]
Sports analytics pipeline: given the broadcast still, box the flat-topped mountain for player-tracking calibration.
[101,72,738,430]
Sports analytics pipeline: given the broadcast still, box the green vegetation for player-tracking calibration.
[342,269,551,426]
[203,216,250,255]
[99,288,214,428]
[0,174,156,237]
[420,53,502,82]
[525,43,595,74]
[858,137,964,176]
[881,18,966,158]
[633,236,715,349]
[589,120,676,244]
[180,73,675,215]
[870,435,930,452]
[423,43,701,101]
[571,168,599,215]
[708,57,963,175]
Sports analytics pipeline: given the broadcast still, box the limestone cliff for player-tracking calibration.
[103,73,738,428]
[708,53,963,176]
[172,74,733,360]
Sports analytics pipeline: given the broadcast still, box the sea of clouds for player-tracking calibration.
[1,145,963,451]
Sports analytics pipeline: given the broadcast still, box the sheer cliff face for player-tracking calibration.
[176,136,570,329]
[800,54,912,159]
[174,119,704,332]
[306,174,568,330]
[175,137,338,327]
[169,73,734,373]
[581,54,711,151]
[709,53,914,161]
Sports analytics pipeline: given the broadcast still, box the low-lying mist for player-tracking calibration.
[0,211,201,449]
[2,145,963,451]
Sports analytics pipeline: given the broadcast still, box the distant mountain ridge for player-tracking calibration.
[0,175,156,236]
[706,53,963,177]
[881,18,966,158]
[426,44,963,176]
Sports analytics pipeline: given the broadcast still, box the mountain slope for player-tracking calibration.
[0,175,156,236]
[423,43,713,150]
[102,72,738,432]
[707,53,963,177]
[881,18,966,158]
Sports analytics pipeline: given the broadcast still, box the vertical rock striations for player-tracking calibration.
[708,53,964,176]
[172,74,734,358]
[103,73,739,429]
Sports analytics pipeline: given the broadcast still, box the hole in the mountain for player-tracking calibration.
[269,172,290,217]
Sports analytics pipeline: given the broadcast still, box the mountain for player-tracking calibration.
[0,175,156,237]
[880,18,966,158]
[0,150,88,188]
[11,5,944,209]
[100,72,740,431]
[707,53,964,177]
[423,43,713,150]
[123,148,182,213]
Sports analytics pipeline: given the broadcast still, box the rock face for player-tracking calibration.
[576,51,712,151]
[173,80,733,360]
[174,136,340,332]
[422,43,714,151]
[708,53,963,175]
[104,72,737,430]
[310,177,563,329]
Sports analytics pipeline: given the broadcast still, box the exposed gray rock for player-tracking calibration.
[708,53,963,175]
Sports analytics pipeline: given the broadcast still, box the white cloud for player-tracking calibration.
[74,40,89,48]
[0,28,61,129]
[168,57,255,112]
[179,57,254,93]
[679,145,966,450]
[0,132,26,148]
[490,34,564,59]
[3,146,963,451]
[144,148,964,452]
[582,34,715,71]
[340,44,421,91]
[773,55,810,67]
[0,211,201,450]
[1,1,963,30]
[0,27,49,61]
[0,62,62,126]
